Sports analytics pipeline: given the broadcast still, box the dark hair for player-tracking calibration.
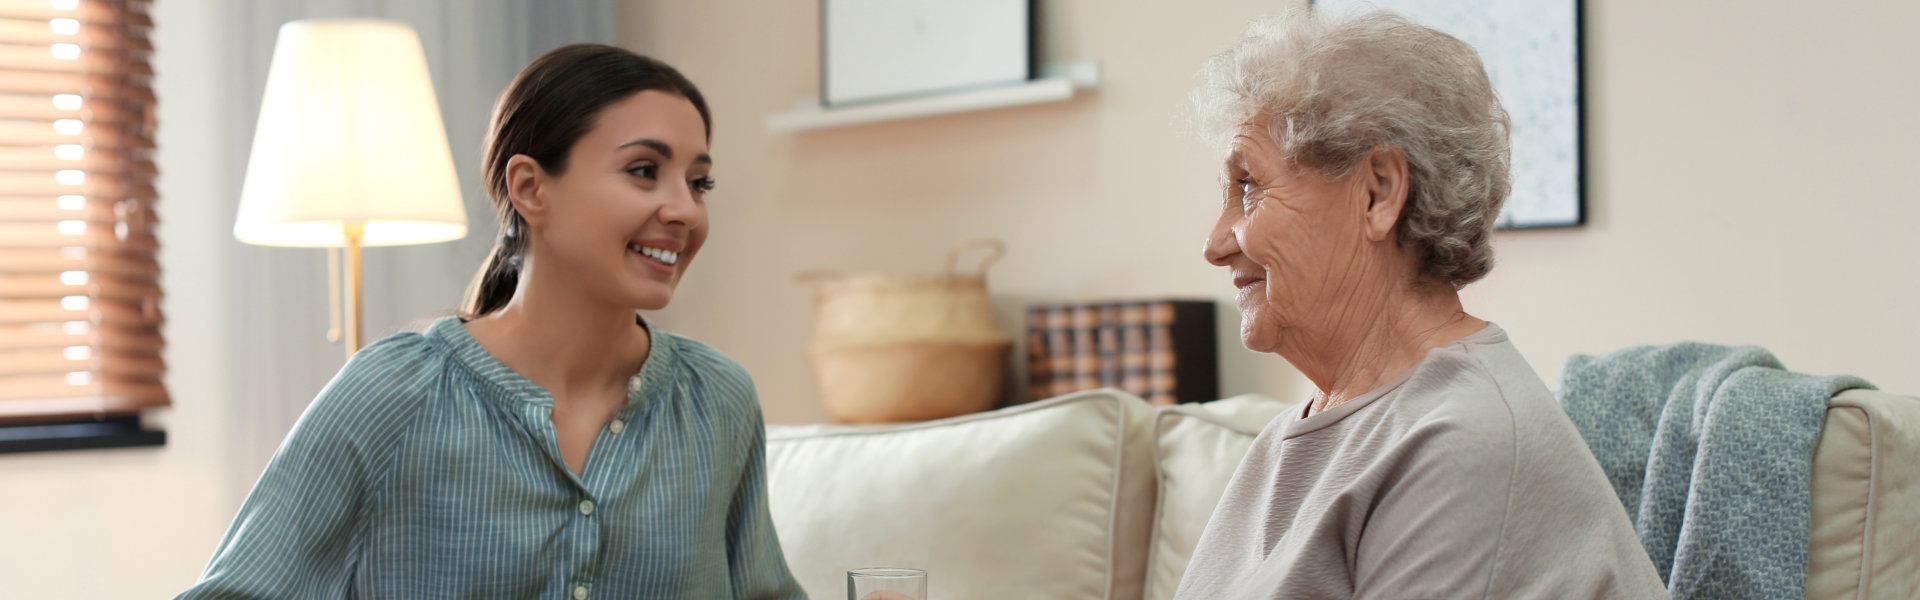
[462,44,712,317]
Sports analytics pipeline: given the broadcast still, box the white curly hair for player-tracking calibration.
[1194,9,1512,287]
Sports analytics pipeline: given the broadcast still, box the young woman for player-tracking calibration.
[180,45,804,599]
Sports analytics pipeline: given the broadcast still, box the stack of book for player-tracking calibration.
[1025,300,1217,406]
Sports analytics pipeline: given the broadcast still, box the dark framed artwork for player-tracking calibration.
[820,0,1036,107]
[1313,0,1586,229]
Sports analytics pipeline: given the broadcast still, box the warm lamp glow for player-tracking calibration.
[233,19,466,248]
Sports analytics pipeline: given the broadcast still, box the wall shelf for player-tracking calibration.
[765,60,1101,133]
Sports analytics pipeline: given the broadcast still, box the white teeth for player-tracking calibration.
[629,244,678,266]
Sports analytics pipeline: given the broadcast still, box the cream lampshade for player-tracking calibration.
[233,19,468,356]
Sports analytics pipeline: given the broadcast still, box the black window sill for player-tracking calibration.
[0,416,166,454]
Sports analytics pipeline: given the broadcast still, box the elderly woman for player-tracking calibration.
[1177,11,1667,600]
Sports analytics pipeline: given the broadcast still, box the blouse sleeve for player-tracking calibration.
[177,335,436,599]
[719,365,805,600]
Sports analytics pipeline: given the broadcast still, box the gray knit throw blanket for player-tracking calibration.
[1557,343,1872,600]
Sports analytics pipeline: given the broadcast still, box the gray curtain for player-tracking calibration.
[219,0,617,501]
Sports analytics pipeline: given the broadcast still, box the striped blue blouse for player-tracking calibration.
[179,317,805,599]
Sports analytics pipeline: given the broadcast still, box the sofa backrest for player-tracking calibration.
[769,386,1920,600]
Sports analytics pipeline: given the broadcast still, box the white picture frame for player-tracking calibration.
[1313,0,1585,229]
[822,0,1033,107]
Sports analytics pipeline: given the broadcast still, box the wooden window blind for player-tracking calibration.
[0,0,164,422]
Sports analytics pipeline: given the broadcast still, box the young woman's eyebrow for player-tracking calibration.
[619,138,712,166]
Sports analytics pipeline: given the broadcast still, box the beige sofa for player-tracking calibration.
[766,388,1919,600]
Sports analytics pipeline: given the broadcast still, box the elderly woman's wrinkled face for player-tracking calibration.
[1205,121,1378,354]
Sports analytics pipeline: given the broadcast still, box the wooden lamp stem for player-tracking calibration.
[343,223,365,358]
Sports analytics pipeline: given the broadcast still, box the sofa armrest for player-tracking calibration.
[1806,389,1920,600]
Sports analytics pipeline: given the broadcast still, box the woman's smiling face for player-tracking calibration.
[1204,118,1376,354]
[518,90,713,311]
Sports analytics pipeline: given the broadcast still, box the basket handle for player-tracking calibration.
[946,238,1006,278]
[795,269,845,285]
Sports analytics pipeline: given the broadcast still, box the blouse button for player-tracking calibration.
[609,419,626,434]
[578,500,595,516]
[572,584,590,600]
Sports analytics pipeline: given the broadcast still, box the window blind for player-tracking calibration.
[0,0,163,421]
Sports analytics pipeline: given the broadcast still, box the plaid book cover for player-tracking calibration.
[1025,300,1217,405]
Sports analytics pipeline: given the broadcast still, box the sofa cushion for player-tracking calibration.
[1144,394,1294,600]
[766,388,1156,600]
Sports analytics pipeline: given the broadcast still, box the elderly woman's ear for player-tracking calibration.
[1360,146,1410,243]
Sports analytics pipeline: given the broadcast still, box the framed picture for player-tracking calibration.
[1313,0,1585,229]
[821,0,1035,107]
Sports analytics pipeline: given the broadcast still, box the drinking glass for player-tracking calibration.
[847,567,927,600]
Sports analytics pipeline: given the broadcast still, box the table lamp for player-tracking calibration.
[232,19,467,358]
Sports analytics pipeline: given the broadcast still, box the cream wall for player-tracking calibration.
[1466,0,1920,400]
[0,0,236,597]
[623,0,1920,425]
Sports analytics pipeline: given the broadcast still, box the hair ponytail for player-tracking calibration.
[460,217,527,318]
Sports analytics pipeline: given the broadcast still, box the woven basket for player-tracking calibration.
[800,239,1011,423]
